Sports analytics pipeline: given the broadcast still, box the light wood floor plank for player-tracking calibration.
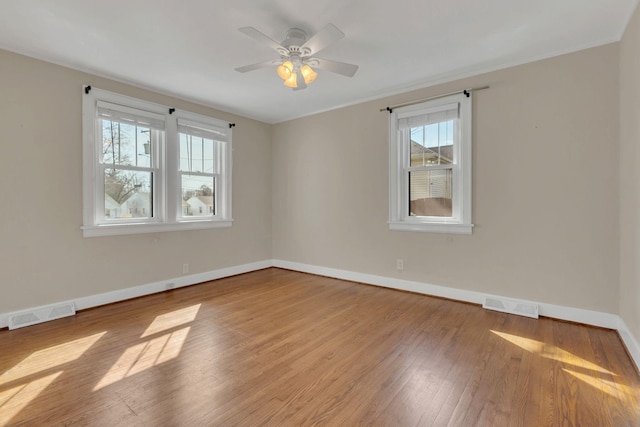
[1,268,639,426]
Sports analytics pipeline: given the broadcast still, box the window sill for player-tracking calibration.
[388,221,473,234]
[82,219,233,237]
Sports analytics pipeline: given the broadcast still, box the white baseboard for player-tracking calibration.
[273,260,489,304]
[617,318,640,372]
[273,260,619,328]
[2,258,639,371]
[273,259,639,370]
[0,260,272,329]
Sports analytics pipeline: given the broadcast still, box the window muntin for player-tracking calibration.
[83,87,233,237]
[389,93,472,234]
[409,120,454,167]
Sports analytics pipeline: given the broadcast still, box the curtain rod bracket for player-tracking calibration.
[169,108,175,114]
[463,89,470,98]
[84,86,92,94]
[386,107,393,114]
[229,123,236,128]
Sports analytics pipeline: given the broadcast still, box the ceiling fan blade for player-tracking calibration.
[234,59,280,73]
[238,27,287,54]
[301,24,344,56]
[311,58,359,77]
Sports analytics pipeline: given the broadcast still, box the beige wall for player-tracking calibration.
[273,44,620,313]
[620,3,640,341]
[0,49,272,314]
[0,40,626,321]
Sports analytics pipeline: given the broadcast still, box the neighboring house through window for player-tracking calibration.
[388,92,473,234]
[82,87,233,237]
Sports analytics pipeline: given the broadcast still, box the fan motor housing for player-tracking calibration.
[282,28,307,47]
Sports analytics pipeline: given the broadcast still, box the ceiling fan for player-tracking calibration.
[234,24,359,90]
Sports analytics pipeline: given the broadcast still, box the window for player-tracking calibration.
[388,92,473,234]
[178,118,226,219]
[82,87,232,237]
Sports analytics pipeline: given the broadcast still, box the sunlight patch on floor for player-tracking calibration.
[563,369,634,400]
[0,371,62,424]
[95,305,200,390]
[0,332,106,386]
[94,326,191,391]
[141,304,201,338]
[490,330,615,375]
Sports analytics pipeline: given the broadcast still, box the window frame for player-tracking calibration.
[175,112,232,222]
[82,87,233,237]
[95,101,165,226]
[388,92,473,234]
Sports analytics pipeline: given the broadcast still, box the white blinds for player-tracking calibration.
[397,102,459,130]
[177,118,229,142]
[97,100,165,130]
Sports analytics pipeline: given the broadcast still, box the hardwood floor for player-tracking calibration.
[1,268,639,426]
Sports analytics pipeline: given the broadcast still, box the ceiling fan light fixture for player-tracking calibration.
[283,71,297,88]
[277,60,293,80]
[300,65,318,84]
[235,24,358,90]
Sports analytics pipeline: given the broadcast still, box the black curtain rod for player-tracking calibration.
[381,85,489,113]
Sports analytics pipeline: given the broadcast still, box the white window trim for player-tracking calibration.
[388,93,473,234]
[82,87,233,237]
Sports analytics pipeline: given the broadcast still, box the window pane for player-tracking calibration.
[181,174,215,217]
[179,134,189,171]
[203,139,215,173]
[101,120,152,167]
[179,134,216,173]
[104,169,153,219]
[409,169,452,217]
[192,138,203,172]
[409,121,454,167]
[136,127,152,168]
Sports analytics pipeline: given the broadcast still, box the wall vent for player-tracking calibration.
[483,296,539,319]
[8,302,76,330]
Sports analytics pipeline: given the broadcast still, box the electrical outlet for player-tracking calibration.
[396,259,404,271]
[182,264,189,274]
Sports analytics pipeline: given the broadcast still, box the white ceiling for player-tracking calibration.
[0,0,636,123]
